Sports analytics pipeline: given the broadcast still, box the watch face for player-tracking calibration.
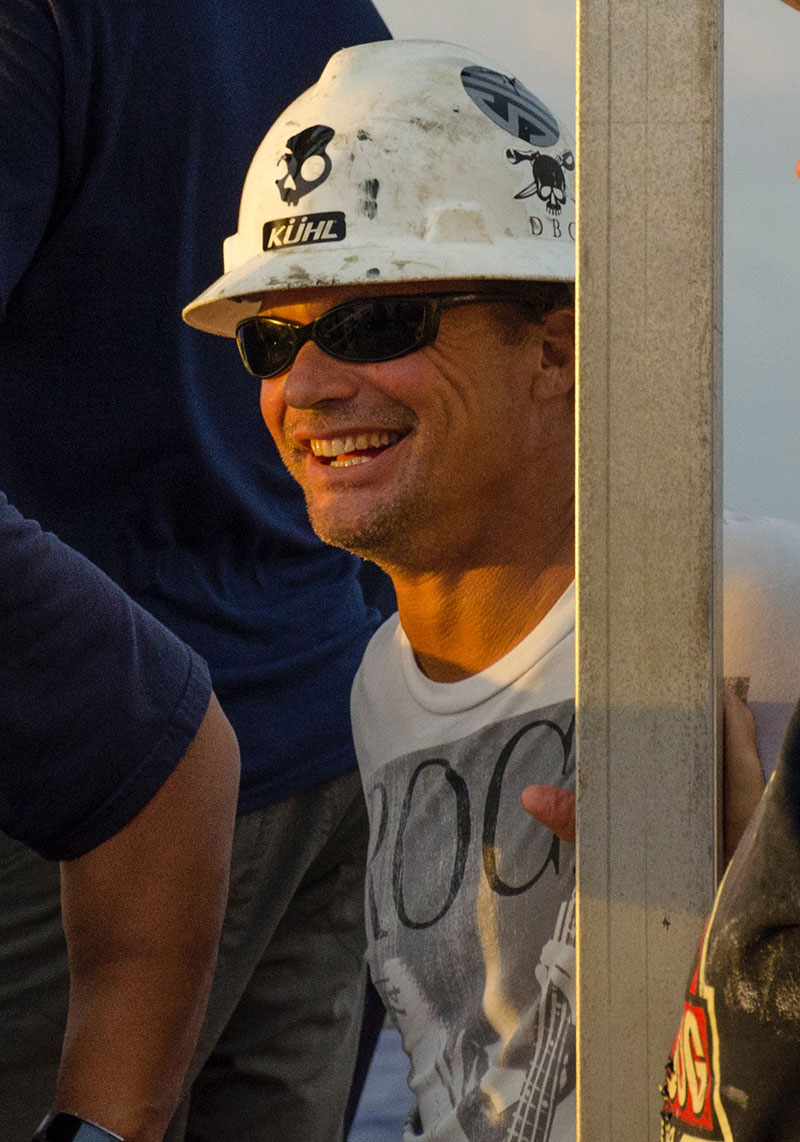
[33,1111,124,1142]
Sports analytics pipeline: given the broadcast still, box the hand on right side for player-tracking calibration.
[521,685,767,862]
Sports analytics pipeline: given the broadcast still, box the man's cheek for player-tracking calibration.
[259,383,282,442]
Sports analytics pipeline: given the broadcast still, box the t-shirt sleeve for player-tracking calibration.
[0,492,213,860]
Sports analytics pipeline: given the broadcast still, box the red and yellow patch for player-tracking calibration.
[660,924,732,1142]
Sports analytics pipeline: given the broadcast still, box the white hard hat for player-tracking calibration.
[184,39,576,338]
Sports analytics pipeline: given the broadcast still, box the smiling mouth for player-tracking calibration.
[307,430,404,468]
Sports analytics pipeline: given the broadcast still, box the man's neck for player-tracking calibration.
[391,516,575,683]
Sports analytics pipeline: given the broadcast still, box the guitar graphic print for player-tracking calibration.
[505,890,576,1142]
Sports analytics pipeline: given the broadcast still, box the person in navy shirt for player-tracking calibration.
[0,1,390,1138]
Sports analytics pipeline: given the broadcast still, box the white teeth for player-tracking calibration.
[308,430,403,459]
[310,439,334,456]
[330,455,373,468]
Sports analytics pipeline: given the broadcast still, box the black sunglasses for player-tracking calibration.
[234,292,531,379]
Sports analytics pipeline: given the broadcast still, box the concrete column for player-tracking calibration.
[575,1,723,1137]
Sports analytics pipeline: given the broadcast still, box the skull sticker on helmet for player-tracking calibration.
[276,125,335,206]
[506,148,575,216]
[460,64,574,233]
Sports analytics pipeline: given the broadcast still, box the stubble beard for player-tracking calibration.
[303,487,421,569]
[281,425,433,570]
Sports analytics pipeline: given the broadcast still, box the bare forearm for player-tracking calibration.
[722,686,765,863]
[56,693,239,1142]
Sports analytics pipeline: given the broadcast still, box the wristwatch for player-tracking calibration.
[32,1111,125,1142]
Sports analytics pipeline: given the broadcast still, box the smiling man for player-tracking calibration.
[184,38,793,1142]
[254,284,574,592]
[186,40,579,1140]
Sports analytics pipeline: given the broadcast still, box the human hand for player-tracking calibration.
[521,784,575,843]
[522,687,765,858]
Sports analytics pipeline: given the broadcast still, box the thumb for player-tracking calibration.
[521,784,576,843]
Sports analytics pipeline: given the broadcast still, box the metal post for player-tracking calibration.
[575,1,723,1137]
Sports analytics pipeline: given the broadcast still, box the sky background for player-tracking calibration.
[373,0,800,522]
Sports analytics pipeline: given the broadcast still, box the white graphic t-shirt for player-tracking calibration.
[352,510,800,1142]
[352,584,576,1142]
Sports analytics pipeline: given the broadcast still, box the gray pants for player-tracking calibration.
[0,770,368,1141]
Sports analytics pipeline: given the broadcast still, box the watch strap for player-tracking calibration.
[32,1110,125,1142]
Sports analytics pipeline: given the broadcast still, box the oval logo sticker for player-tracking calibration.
[461,66,559,148]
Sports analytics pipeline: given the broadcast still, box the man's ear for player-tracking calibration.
[533,306,575,399]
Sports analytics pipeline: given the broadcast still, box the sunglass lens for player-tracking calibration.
[236,319,297,378]
[317,298,430,362]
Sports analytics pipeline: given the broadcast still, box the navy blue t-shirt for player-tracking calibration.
[0,0,391,816]
[0,492,212,860]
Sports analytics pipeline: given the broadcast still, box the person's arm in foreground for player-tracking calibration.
[56,692,239,1142]
[0,492,239,1140]
[523,686,765,861]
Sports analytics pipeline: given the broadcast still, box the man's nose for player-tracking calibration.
[281,342,360,409]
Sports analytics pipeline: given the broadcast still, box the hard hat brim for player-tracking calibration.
[183,238,575,338]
